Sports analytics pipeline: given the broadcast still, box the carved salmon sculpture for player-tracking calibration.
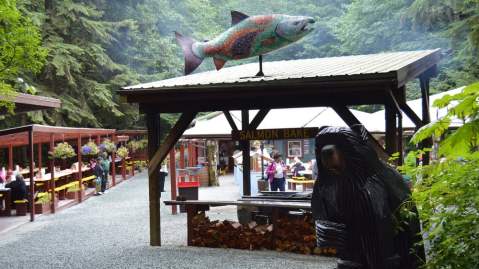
[175,11,315,75]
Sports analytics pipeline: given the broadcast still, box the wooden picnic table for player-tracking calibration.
[24,167,91,186]
[0,188,12,216]
[164,199,311,246]
[287,178,315,191]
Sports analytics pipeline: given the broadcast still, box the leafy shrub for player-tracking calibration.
[405,82,479,268]
[117,146,129,159]
[81,141,99,156]
[49,142,76,160]
[100,138,116,153]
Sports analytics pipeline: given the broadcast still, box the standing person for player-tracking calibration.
[266,153,287,191]
[100,153,110,193]
[92,157,104,195]
[311,158,318,180]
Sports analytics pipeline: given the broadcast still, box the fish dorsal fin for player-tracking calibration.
[231,11,249,26]
[213,58,226,71]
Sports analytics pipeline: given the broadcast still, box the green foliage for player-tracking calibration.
[66,182,82,193]
[35,192,51,204]
[117,146,129,159]
[403,153,479,269]
[412,82,479,157]
[49,142,76,160]
[100,138,116,153]
[401,81,479,268]
[0,0,46,113]
[81,141,99,156]
[127,139,148,153]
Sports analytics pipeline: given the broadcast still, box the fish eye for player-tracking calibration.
[293,21,300,25]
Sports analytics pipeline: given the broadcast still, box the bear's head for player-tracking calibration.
[315,125,381,183]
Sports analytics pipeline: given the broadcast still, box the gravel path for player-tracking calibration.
[0,172,335,269]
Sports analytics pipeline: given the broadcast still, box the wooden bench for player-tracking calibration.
[13,199,28,216]
[164,199,311,247]
[0,188,11,216]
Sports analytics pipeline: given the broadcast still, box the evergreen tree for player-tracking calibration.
[0,0,46,113]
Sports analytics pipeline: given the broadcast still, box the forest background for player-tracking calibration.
[1,0,478,130]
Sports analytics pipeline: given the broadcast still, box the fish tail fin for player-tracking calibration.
[175,31,203,75]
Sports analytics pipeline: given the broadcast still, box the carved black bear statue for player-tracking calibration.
[312,125,424,269]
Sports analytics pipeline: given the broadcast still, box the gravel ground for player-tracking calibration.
[0,172,335,269]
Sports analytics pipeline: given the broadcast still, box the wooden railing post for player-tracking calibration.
[77,135,83,202]
[50,134,56,213]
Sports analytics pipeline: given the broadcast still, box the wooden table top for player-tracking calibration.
[164,199,311,209]
[24,167,91,184]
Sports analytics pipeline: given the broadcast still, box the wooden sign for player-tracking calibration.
[232,128,319,141]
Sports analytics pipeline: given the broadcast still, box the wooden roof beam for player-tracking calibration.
[249,109,270,130]
[223,111,238,132]
[148,112,198,178]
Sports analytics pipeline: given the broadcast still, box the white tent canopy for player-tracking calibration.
[183,86,465,138]
[183,107,378,138]
[371,86,465,130]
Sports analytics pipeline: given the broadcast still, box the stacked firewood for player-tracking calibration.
[190,211,337,256]
[191,212,273,250]
[275,213,316,254]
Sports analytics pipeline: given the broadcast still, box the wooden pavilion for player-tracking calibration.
[0,125,116,221]
[0,93,61,114]
[118,49,442,246]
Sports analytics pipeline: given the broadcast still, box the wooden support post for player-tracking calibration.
[420,76,432,165]
[387,90,404,165]
[147,112,198,178]
[122,159,126,180]
[186,204,197,246]
[241,110,251,196]
[8,145,13,171]
[187,142,193,168]
[50,134,55,213]
[77,135,83,203]
[271,207,279,249]
[169,149,177,215]
[147,112,161,246]
[28,130,35,221]
[96,135,101,145]
[249,109,270,129]
[37,143,42,172]
[223,111,238,131]
[180,144,185,168]
[179,144,185,181]
[385,102,398,156]
[111,135,116,186]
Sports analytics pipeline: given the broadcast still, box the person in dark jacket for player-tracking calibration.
[6,174,27,203]
[93,157,104,195]
[100,154,110,193]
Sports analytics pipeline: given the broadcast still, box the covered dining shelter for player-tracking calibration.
[118,49,442,246]
[0,124,116,221]
[0,93,61,114]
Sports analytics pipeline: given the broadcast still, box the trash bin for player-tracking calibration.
[177,181,200,213]
[159,171,167,193]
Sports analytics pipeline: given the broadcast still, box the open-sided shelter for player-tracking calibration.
[0,124,116,221]
[118,49,442,246]
[0,93,61,114]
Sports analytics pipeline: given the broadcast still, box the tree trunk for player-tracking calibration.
[206,140,219,186]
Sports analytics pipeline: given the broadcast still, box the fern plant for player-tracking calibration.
[405,82,479,269]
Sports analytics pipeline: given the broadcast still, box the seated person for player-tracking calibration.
[5,174,27,204]
[291,156,306,177]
